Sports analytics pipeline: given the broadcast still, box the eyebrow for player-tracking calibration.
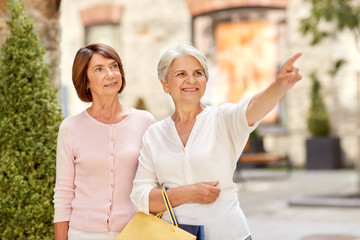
[92,60,117,69]
[174,68,203,73]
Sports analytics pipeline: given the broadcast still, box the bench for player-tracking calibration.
[234,138,292,181]
[239,152,292,172]
[235,152,292,181]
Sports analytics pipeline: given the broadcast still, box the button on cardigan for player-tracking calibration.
[131,97,259,240]
[53,108,155,232]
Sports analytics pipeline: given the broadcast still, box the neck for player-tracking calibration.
[172,102,204,124]
[88,96,128,123]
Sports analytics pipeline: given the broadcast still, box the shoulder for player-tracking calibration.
[59,111,87,130]
[130,108,156,124]
[143,117,169,136]
[217,97,252,113]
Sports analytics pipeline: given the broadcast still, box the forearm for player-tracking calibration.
[54,221,69,240]
[148,181,220,213]
[246,81,287,126]
[246,52,302,126]
[148,186,190,213]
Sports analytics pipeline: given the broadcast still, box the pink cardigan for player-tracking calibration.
[53,108,155,232]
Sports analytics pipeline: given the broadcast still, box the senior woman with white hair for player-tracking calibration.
[131,43,302,240]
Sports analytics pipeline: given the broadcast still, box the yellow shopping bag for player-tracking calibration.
[116,188,196,240]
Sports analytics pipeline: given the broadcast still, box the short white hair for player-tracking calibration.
[157,43,209,82]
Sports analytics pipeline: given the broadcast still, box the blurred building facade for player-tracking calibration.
[59,0,191,119]
[0,0,359,168]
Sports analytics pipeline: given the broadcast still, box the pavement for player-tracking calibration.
[235,169,360,240]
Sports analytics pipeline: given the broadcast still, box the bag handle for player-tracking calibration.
[161,187,179,228]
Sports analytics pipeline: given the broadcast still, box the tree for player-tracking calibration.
[299,0,360,47]
[300,0,360,189]
[307,72,331,137]
[0,0,63,239]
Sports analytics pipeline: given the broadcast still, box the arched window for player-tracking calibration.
[80,4,123,49]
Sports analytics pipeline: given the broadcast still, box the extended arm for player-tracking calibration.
[246,53,302,126]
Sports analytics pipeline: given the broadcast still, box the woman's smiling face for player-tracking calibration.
[162,55,207,105]
[86,53,122,100]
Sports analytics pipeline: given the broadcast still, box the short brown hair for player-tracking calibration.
[72,43,126,102]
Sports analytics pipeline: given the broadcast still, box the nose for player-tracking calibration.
[186,75,196,84]
[106,68,115,78]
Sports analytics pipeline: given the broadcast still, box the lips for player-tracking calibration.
[105,82,117,87]
[182,88,198,92]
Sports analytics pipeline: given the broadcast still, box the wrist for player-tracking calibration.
[270,80,287,98]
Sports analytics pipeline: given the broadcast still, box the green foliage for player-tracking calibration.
[307,72,331,136]
[299,0,360,45]
[328,59,346,78]
[299,1,350,137]
[250,128,260,139]
[0,0,63,239]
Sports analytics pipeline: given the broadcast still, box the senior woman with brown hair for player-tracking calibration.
[53,43,155,240]
[131,43,302,240]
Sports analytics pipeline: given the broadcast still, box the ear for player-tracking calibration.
[161,80,169,94]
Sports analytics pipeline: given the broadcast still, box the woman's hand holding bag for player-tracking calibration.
[116,187,203,240]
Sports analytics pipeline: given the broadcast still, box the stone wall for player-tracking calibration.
[59,0,191,118]
[186,0,289,16]
[59,0,359,167]
[1,0,358,167]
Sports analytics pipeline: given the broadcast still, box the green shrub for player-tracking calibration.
[307,72,331,136]
[0,0,63,239]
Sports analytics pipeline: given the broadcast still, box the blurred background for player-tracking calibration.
[0,0,359,173]
[1,1,360,239]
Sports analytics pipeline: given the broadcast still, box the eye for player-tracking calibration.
[176,72,185,76]
[195,70,203,76]
[111,63,118,69]
[95,67,102,72]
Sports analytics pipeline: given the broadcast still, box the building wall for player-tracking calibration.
[59,0,191,118]
[1,0,357,167]
[58,0,360,167]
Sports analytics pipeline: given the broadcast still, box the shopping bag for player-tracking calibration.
[179,223,205,240]
[162,187,205,239]
[116,212,195,240]
[116,188,196,240]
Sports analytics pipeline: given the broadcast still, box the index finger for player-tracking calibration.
[284,52,302,67]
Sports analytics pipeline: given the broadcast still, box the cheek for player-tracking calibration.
[199,77,207,86]
[114,71,122,80]
[87,74,102,90]
[200,80,207,92]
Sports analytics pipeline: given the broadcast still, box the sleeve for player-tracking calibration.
[219,96,261,156]
[53,120,75,223]
[130,130,160,214]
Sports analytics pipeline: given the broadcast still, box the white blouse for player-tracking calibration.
[131,97,259,240]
